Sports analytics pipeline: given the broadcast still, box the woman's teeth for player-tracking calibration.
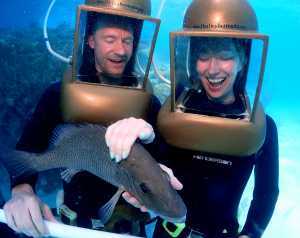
[207,77,226,86]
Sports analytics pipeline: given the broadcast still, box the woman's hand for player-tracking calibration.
[3,184,57,237]
[122,164,183,213]
[105,117,155,162]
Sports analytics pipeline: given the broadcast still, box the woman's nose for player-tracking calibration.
[207,57,220,75]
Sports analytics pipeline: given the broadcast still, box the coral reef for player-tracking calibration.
[0,24,73,146]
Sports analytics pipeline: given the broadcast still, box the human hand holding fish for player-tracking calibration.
[105,118,184,217]
[105,117,155,162]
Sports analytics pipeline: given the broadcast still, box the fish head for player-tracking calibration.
[120,149,187,223]
[135,169,187,223]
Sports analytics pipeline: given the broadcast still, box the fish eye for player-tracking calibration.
[139,182,151,193]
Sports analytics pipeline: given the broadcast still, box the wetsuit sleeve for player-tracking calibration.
[12,82,62,187]
[240,115,279,238]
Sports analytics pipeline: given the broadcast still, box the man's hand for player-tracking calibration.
[122,164,183,213]
[3,184,57,237]
[105,117,155,162]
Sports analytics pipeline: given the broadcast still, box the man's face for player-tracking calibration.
[196,41,244,104]
[88,26,134,78]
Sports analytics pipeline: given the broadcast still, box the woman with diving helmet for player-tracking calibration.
[108,0,279,237]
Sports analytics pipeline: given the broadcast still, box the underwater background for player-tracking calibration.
[0,0,299,237]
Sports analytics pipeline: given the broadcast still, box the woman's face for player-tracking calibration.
[196,41,244,104]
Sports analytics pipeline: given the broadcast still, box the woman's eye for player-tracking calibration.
[198,55,210,61]
[219,56,234,60]
[217,52,235,60]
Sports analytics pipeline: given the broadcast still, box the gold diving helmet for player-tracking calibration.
[158,0,268,156]
[62,0,160,125]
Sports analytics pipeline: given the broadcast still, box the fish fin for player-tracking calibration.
[49,124,84,148]
[98,187,124,224]
[60,168,82,183]
[49,124,76,148]
[49,124,106,148]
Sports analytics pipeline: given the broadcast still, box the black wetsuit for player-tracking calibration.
[13,79,161,230]
[182,89,247,119]
[8,81,278,237]
[154,92,279,238]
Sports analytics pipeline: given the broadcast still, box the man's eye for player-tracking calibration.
[123,38,133,46]
[104,37,115,43]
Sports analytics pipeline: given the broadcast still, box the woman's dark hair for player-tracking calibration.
[189,37,252,100]
[78,12,143,85]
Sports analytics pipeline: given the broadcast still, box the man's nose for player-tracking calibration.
[114,41,127,55]
[207,57,220,75]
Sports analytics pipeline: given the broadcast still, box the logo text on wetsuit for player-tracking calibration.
[192,154,233,166]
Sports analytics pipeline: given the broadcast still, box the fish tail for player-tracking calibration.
[0,147,38,184]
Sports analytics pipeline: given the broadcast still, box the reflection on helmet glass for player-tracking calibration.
[73,7,159,89]
[174,36,264,120]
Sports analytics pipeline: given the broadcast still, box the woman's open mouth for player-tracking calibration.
[206,77,226,89]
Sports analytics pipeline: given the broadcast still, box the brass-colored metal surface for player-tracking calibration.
[160,0,268,155]
[169,33,176,112]
[251,35,269,122]
[61,69,152,125]
[183,0,258,32]
[170,31,267,38]
[85,0,151,15]
[66,1,159,125]
[157,97,266,156]
[142,18,161,89]
[72,5,160,90]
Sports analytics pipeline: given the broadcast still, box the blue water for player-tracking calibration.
[0,0,300,237]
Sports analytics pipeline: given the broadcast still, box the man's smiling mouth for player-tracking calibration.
[109,59,125,64]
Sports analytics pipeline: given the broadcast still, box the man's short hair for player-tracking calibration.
[88,13,138,35]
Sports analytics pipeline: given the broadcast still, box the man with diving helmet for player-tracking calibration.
[3,0,162,237]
